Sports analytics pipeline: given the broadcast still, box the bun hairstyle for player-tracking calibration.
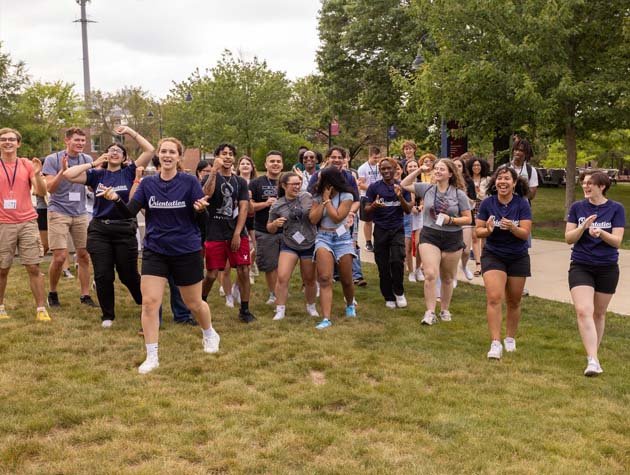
[486,164,530,197]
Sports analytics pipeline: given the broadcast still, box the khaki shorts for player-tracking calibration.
[48,211,89,250]
[0,219,43,268]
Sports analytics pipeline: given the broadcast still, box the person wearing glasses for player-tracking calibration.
[267,172,318,321]
[63,126,154,327]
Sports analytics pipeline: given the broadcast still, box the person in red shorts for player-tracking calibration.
[201,143,255,323]
[0,128,51,322]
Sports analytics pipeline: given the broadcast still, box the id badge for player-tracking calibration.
[292,231,305,244]
[3,199,17,209]
[232,205,239,218]
[335,224,347,237]
[435,214,445,226]
[69,192,81,202]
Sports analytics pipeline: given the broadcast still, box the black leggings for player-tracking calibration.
[87,219,142,321]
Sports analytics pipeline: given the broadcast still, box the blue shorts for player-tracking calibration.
[280,243,315,260]
[314,230,356,263]
[404,214,412,238]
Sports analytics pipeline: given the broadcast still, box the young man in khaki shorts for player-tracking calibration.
[42,127,97,308]
[0,128,51,321]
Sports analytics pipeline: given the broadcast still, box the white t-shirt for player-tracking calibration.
[509,161,539,188]
[357,161,382,197]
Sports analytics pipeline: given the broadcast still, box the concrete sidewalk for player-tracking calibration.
[358,230,629,316]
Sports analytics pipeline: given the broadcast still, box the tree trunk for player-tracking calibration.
[564,122,577,217]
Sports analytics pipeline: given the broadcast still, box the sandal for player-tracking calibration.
[473,262,482,277]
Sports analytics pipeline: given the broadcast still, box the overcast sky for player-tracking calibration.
[0,0,321,99]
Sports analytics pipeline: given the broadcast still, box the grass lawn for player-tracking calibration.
[532,183,630,248]
[1,262,629,474]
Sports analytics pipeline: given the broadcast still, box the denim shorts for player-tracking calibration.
[404,214,412,238]
[280,243,315,260]
[314,230,356,262]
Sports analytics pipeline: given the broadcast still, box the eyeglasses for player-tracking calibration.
[109,148,124,154]
[0,137,18,142]
[303,154,316,159]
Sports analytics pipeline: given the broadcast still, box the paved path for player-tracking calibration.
[357,229,629,316]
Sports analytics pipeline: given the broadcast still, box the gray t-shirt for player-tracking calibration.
[269,192,317,250]
[42,151,93,216]
[414,182,470,232]
[313,192,354,229]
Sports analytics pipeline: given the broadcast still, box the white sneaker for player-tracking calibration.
[503,337,516,352]
[421,310,437,326]
[266,293,276,305]
[452,278,458,288]
[584,356,603,377]
[231,283,241,304]
[522,287,529,296]
[408,272,417,283]
[138,355,159,374]
[385,301,396,309]
[219,286,225,297]
[439,310,452,322]
[249,274,255,285]
[306,303,319,317]
[101,319,113,328]
[462,264,474,281]
[487,340,503,360]
[415,268,425,281]
[225,295,234,308]
[273,309,285,321]
[395,294,407,308]
[202,327,220,353]
[63,268,74,279]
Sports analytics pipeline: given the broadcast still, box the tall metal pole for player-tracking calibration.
[75,0,94,107]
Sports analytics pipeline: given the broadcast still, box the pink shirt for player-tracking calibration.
[0,157,38,223]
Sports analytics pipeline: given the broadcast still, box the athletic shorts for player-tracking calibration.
[280,242,315,260]
[254,231,282,272]
[0,219,42,268]
[568,261,619,294]
[481,249,531,277]
[314,230,356,263]
[48,211,89,250]
[141,248,203,286]
[36,208,47,231]
[205,236,251,270]
[419,226,464,253]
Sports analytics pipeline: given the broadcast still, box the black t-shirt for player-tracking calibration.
[249,176,279,233]
[202,173,249,241]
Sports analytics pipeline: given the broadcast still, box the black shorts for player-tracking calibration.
[568,261,619,294]
[36,208,47,231]
[141,248,204,286]
[419,226,464,253]
[481,249,531,277]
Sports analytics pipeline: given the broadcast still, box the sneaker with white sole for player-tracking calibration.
[63,268,74,279]
[306,303,319,317]
[408,272,417,283]
[421,310,437,325]
[219,286,225,297]
[487,340,503,360]
[415,268,425,281]
[345,305,357,318]
[385,301,396,309]
[225,295,234,308]
[503,337,516,352]
[452,279,458,288]
[0,305,10,320]
[102,319,113,328]
[584,356,603,377]
[395,294,407,308]
[36,308,51,322]
[138,355,160,374]
[462,264,474,281]
[439,309,452,322]
[202,327,220,353]
[231,283,241,304]
[266,293,276,305]
[273,309,285,321]
[316,318,332,330]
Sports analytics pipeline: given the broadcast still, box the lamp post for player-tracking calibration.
[146,105,163,139]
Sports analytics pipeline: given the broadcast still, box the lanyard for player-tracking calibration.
[0,158,18,191]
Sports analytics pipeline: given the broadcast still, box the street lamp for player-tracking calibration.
[147,106,163,139]
[185,91,193,102]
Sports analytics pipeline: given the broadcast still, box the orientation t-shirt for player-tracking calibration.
[366,180,410,230]
[132,172,205,255]
[249,176,279,233]
[85,163,137,219]
[413,182,470,232]
[42,151,93,216]
[567,199,625,265]
[477,194,532,257]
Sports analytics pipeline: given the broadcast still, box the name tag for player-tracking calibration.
[292,231,305,244]
[336,224,347,237]
[232,206,239,218]
[3,199,17,209]
[69,192,81,202]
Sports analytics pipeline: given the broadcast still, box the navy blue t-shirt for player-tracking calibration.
[567,199,625,265]
[477,194,532,257]
[132,172,205,255]
[366,180,410,230]
[85,163,136,219]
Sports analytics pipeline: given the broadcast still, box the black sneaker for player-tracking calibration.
[47,291,61,307]
[239,309,257,323]
[175,317,198,326]
[353,278,368,287]
[80,295,98,307]
[365,241,374,252]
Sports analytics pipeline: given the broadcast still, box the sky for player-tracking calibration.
[0,0,322,99]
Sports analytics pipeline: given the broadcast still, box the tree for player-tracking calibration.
[0,43,28,126]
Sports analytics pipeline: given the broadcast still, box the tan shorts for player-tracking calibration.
[0,219,43,268]
[48,211,89,250]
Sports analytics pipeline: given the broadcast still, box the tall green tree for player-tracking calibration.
[0,43,28,126]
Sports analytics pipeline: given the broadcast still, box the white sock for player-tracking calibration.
[145,343,158,359]
[202,326,214,338]
[275,305,286,313]
[37,306,46,312]
[306,303,316,311]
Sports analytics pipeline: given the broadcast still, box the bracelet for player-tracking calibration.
[322,199,331,206]
[449,216,454,225]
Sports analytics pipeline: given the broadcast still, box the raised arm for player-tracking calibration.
[401,168,421,193]
[115,126,155,168]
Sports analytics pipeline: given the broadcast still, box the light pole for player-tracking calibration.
[74,0,95,107]
[147,106,163,139]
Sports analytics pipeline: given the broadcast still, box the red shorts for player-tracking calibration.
[204,237,251,270]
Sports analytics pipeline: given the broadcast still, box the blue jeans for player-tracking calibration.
[158,273,192,324]
[352,245,364,280]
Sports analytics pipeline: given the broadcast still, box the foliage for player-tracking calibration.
[0,43,28,126]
